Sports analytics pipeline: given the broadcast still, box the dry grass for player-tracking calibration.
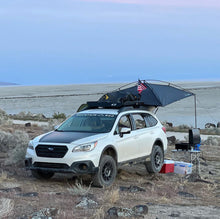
[0,198,14,218]
[0,171,8,183]
[104,188,120,204]
[67,181,91,196]
[92,207,105,219]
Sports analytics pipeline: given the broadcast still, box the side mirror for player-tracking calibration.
[54,125,59,130]
[119,127,131,137]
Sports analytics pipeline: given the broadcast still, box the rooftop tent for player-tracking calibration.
[97,80,194,107]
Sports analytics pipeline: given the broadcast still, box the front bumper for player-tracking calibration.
[25,158,98,175]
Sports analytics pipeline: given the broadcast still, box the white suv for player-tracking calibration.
[25,107,167,187]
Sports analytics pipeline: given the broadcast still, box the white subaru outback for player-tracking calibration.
[25,107,167,187]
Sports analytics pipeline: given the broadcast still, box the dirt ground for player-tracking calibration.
[0,125,220,218]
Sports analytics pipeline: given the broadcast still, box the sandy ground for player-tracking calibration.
[0,124,220,218]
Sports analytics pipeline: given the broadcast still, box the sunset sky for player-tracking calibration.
[0,0,219,85]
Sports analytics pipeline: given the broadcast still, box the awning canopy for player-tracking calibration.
[97,81,194,107]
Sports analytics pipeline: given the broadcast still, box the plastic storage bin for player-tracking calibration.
[174,161,192,175]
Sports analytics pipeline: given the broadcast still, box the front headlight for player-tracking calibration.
[28,141,34,150]
[72,141,98,152]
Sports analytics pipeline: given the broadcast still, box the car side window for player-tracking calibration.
[144,114,158,127]
[115,115,131,134]
[132,114,146,130]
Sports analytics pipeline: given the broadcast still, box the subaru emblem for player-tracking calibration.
[48,147,54,151]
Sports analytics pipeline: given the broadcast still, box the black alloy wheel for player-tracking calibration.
[93,155,117,187]
[145,145,164,173]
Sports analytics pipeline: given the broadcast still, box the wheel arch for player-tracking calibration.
[100,145,118,164]
[153,138,164,152]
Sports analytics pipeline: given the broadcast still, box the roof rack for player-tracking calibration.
[77,101,156,113]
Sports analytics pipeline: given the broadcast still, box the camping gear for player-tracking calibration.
[174,161,192,175]
[79,80,197,127]
[175,128,201,151]
[95,80,194,107]
[175,142,191,151]
[194,144,201,151]
[160,160,175,173]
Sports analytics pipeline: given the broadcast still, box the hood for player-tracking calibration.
[39,131,100,144]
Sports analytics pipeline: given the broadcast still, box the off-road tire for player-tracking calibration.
[145,145,164,173]
[31,170,54,179]
[93,155,117,187]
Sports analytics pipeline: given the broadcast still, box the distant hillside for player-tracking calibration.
[0,81,18,86]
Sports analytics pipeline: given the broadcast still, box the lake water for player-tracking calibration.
[0,81,219,129]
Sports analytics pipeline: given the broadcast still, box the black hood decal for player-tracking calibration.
[39,131,99,143]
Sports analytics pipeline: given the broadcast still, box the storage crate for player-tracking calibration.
[174,161,192,175]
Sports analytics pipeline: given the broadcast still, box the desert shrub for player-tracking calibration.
[104,188,120,204]
[202,136,220,146]
[165,124,192,132]
[0,108,12,125]
[178,124,191,129]
[52,112,66,120]
[200,128,220,135]
[67,181,91,196]
[0,130,29,165]
[10,111,47,121]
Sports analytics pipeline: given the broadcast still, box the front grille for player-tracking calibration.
[36,145,68,158]
[33,162,69,169]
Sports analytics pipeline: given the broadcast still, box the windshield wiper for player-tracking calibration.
[55,129,64,132]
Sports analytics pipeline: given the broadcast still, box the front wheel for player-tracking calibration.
[31,170,54,179]
[145,145,164,173]
[93,155,117,187]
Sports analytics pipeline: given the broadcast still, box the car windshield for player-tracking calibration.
[56,113,117,133]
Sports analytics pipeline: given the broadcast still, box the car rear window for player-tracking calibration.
[144,114,158,127]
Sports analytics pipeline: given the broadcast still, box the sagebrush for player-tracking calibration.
[0,130,29,165]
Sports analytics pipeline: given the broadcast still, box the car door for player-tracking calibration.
[114,114,138,162]
[131,113,158,157]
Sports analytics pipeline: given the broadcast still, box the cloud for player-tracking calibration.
[82,0,220,8]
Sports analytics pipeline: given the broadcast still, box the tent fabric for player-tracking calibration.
[98,82,194,107]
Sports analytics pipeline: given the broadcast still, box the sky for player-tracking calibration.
[0,0,220,85]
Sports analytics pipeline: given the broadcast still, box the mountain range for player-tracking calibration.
[0,81,18,86]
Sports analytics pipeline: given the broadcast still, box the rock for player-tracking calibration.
[167,136,176,145]
[205,123,216,128]
[0,187,22,193]
[217,122,220,128]
[170,210,181,217]
[76,197,98,209]
[200,162,208,166]
[18,192,38,197]
[107,205,148,218]
[132,205,148,215]
[209,171,214,175]
[178,191,195,198]
[119,185,146,193]
[25,122,31,127]
[107,207,118,218]
[166,122,173,127]
[31,208,58,219]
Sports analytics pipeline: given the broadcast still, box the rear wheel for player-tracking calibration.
[31,170,54,179]
[93,155,117,187]
[145,145,164,173]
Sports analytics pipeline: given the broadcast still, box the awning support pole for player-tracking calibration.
[194,94,197,128]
